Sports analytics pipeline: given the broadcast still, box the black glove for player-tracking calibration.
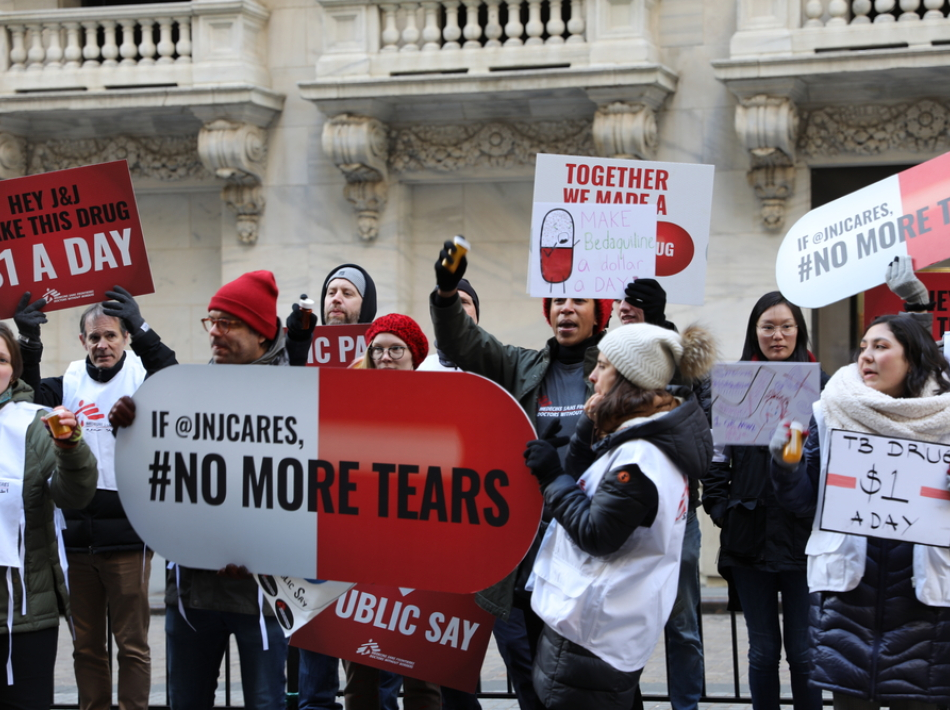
[103,286,145,334]
[524,439,565,490]
[286,294,317,342]
[13,292,47,343]
[435,239,467,293]
[624,278,667,326]
[109,395,137,429]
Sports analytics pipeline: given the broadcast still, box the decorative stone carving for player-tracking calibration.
[799,99,950,156]
[322,115,389,242]
[592,102,657,160]
[28,135,209,180]
[735,95,799,231]
[0,133,27,179]
[390,120,594,172]
[198,120,268,245]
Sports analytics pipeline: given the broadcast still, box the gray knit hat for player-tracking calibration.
[598,323,716,390]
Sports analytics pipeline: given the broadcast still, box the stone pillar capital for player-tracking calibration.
[592,102,657,160]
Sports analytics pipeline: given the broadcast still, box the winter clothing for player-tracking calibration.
[208,270,279,339]
[321,264,377,326]
[771,363,950,706]
[365,314,429,369]
[530,388,713,709]
[456,279,480,321]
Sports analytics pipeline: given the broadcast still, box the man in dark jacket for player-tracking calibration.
[14,286,176,710]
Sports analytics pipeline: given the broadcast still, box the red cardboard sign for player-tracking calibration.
[0,161,153,318]
[292,584,494,692]
[305,324,370,367]
[114,365,542,593]
[861,269,950,341]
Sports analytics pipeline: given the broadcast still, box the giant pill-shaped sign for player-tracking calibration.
[115,365,541,594]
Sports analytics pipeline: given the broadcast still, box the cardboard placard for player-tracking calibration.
[860,269,950,341]
[0,161,153,318]
[304,324,370,367]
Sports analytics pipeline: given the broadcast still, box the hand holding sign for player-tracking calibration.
[13,292,47,343]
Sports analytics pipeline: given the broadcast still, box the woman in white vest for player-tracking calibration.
[770,314,950,710]
[0,323,97,709]
[523,322,715,710]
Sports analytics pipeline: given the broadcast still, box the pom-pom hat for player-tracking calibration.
[208,270,279,340]
[598,323,716,390]
[365,314,430,369]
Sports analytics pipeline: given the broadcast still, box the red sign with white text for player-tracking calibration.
[292,584,494,692]
[861,269,950,340]
[305,324,370,367]
[0,161,153,318]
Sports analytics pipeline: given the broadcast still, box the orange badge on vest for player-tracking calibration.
[617,470,631,483]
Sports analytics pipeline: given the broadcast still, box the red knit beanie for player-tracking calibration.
[208,271,279,340]
[542,298,613,335]
[365,314,429,369]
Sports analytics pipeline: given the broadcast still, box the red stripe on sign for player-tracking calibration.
[920,486,950,501]
[827,473,857,489]
[899,151,950,269]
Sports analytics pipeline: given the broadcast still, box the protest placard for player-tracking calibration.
[254,574,354,635]
[292,584,494,692]
[819,429,950,547]
[777,150,950,309]
[860,268,950,342]
[532,154,714,305]
[114,365,541,593]
[712,362,820,446]
[304,324,369,367]
[0,161,153,318]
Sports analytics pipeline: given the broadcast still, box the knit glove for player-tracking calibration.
[524,439,565,491]
[768,421,798,470]
[109,396,137,429]
[886,256,930,307]
[624,278,667,326]
[103,286,145,334]
[286,294,317,342]
[435,239,467,293]
[14,292,47,343]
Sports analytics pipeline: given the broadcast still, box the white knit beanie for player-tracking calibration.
[598,323,684,390]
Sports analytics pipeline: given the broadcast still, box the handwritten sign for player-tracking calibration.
[0,161,153,318]
[532,154,714,305]
[712,362,820,446]
[528,202,656,297]
[820,429,950,546]
[305,324,369,367]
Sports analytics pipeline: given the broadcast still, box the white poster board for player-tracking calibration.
[819,429,950,547]
[711,362,820,446]
[532,154,715,305]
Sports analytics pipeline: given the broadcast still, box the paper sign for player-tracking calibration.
[255,574,354,635]
[114,365,541,593]
[819,429,950,546]
[711,362,820,446]
[305,324,370,367]
[532,154,715,306]
[527,202,656,297]
[861,269,950,341]
[777,151,950,308]
[292,584,494,692]
[0,161,153,318]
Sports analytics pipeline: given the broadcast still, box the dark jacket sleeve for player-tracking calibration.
[27,414,97,510]
[130,327,177,377]
[563,415,597,480]
[542,464,659,557]
[701,447,731,527]
[770,419,820,516]
[18,340,64,407]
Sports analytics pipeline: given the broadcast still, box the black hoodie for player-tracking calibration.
[320,263,377,325]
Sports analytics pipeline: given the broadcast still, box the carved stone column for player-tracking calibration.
[592,102,657,160]
[197,120,268,244]
[0,133,27,179]
[322,114,389,242]
[735,95,799,231]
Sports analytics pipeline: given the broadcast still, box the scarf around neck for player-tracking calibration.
[821,363,950,444]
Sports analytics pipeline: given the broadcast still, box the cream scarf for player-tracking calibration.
[821,363,950,444]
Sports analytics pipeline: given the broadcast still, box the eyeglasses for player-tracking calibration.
[201,317,244,334]
[369,345,407,361]
[757,324,798,336]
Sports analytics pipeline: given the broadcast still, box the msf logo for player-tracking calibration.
[356,640,381,656]
[75,400,106,425]
[42,289,62,303]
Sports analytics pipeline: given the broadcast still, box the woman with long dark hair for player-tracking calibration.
[702,292,825,710]
[771,314,950,710]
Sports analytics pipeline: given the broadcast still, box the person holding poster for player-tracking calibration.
[523,322,715,710]
[343,313,441,710]
[770,314,950,710]
[0,323,98,709]
[14,287,176,710]
[702,292,826,710]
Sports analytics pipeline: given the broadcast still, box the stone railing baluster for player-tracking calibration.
[9,25,27,70]
[139,18,157,65]
[421,1,442,49]
[400,2,421,51]
[174,16,192,63]
[484,0,503,46]
[45,22,64,68]
[26,24,45,70]
[503,0,524,46]
[63,22,83,68]
[546,0,565,43]
[157,17,175,63]
[462,0,482,48]
[81,20,100,67]
[101,19,120,66]
[443,0,462,49]
[380,3,400,50]
[566,0,584,42]
[119,19,138,65]
[874,0,897,22]
[525,0,544,44]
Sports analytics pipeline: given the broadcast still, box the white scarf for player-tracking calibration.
[821,363,950,444]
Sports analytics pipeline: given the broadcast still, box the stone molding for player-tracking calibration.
[198,120,268,244]
[26,135,209,180]
[592,102,657,160]
[0,133,27,179]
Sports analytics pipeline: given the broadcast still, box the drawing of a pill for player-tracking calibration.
[539,209,575,287]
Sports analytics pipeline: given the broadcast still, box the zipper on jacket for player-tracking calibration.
[867,540,887,699]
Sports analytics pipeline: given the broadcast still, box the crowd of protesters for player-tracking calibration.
[1,242,948,710]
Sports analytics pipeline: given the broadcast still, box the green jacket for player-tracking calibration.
[1,379,97,634]
[430,292,601,618]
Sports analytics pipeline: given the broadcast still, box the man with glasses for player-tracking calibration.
[13,286,176,710]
